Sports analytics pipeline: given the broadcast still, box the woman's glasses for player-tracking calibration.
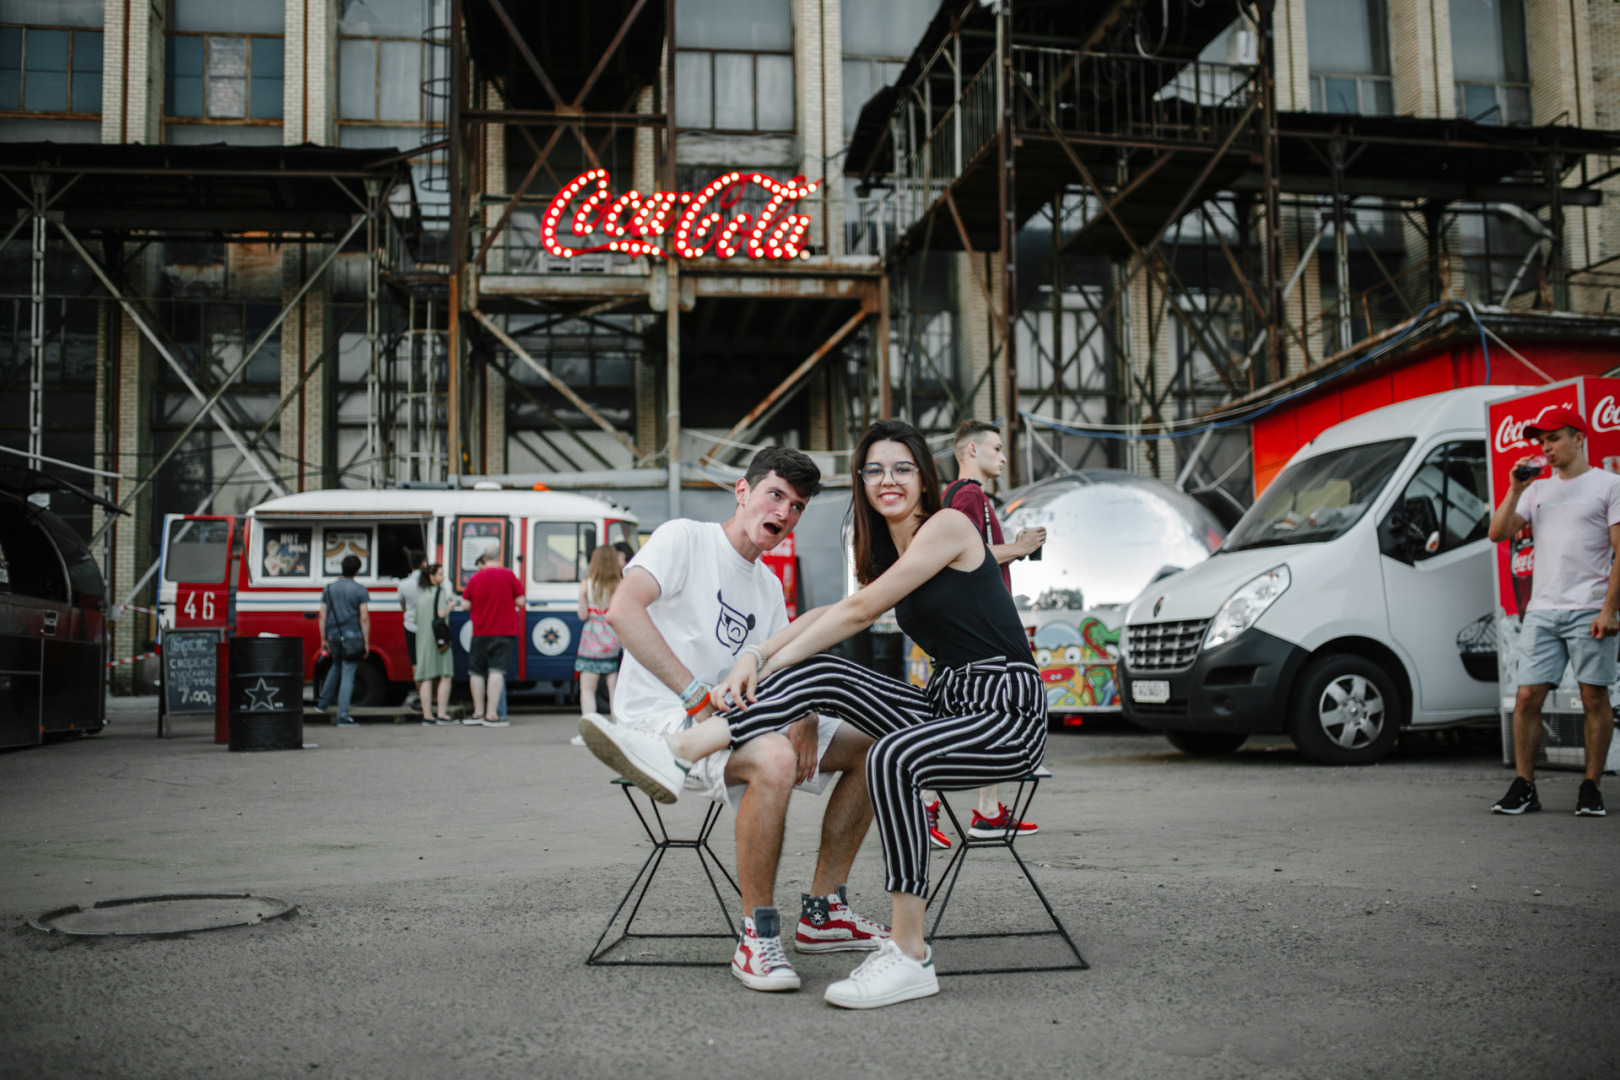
[859,462,920,485]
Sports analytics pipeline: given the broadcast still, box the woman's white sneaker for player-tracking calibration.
[823,940,939,1009]
[577,713,689,803]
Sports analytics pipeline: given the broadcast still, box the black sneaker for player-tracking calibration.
[1492,777,1540,815]
[1576,780,1606,817]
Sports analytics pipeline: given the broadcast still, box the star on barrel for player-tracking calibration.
[242,677,282,712]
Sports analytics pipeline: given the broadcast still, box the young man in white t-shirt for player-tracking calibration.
[1488,406,1620,817]
[581,446,888,991]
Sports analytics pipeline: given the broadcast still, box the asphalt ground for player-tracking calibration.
[1,698,1617,1080]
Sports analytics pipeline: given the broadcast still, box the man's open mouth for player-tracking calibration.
[763,522,781,536]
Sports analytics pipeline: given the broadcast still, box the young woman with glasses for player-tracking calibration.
[579,418,1046,1009]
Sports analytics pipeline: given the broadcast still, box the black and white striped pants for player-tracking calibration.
[726,653,1047,897]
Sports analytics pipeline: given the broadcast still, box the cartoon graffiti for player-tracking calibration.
[1033,620,1121,709]
[906,617,1123,710]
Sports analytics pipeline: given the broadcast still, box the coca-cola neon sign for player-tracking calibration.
[540,169,820,261]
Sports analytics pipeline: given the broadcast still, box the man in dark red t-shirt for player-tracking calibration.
[462,551,525,727]
[927,419,1046,846]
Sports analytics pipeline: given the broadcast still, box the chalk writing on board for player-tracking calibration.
[163,629,222,715]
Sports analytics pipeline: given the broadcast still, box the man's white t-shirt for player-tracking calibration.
[398,572,422,633]
[614,519,790,726]
[612,519,840,808]
[1515,467,1620,611]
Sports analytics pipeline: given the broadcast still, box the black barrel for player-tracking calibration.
[227,636,304,752]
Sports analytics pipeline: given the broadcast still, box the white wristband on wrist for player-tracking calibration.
[741,644,766,672]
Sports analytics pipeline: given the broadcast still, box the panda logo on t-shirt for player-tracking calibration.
[715,590,756,654]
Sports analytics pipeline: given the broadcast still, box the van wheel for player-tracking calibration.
[1288,654,1401,765]
[1165,730,1248,756]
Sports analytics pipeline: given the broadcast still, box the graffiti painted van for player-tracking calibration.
[1119,386,1516,764]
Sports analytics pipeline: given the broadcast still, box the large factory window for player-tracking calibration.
[1450,0,1529,125]
[1306,0,1392,116]
[0,25,101,115]
[675,0,792,133]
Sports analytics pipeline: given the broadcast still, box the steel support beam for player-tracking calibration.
[472,309,639,457]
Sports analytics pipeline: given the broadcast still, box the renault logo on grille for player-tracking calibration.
[1153,595,1167,617]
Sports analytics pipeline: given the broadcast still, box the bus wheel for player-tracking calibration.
[1287,654,1400,766]
[348,661,387,708]
[1165,730,1247,756]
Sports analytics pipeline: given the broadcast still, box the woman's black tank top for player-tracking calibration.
[894,544,1030,669]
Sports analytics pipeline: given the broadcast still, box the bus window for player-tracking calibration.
[322,526,373,577]
[164,519,231,583]
[531,522,596,583]
[259,524,314,579]
[456,517,508,588]
[612,520,638,553]
[0,507,67,601]
[377,521,426,579]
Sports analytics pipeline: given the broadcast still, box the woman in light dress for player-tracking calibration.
[572,544,624,736]
[414,563,457,724]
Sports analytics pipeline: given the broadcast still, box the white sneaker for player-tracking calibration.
[578,713,689,804]
[823,940,939,1009]
[569,734,586,746]
[731,909,801,992]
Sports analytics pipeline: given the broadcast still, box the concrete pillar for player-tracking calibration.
[285,0,337,146]
[1589,0,1620,307]
[795,0,825,204]
[100,0,164,144]
[280,243,332,490]
[956,251,997,424]
[1389,0,1455,118]
[817,0,843,255]
[108,299,156,691]
[1274,0,1311,112]
[1527,0,1598,283]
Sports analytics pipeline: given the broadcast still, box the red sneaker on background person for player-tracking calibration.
[924,799,952,850]
[968,802,1038,839]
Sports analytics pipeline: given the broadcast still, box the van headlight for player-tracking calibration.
[1203,566,1290,650]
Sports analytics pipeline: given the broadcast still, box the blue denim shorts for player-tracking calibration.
[1517,608,1618,688]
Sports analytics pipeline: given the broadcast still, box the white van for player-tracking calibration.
[1119,386,1513,764]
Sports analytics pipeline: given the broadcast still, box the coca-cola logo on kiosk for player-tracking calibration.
[1494,400,1579,453]
[1591,395,1620,433]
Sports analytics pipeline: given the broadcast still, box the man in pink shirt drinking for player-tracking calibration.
[1488,405,1620,817]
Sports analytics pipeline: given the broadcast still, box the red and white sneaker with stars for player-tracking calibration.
[731,907,801,992]
[795,885,891,954]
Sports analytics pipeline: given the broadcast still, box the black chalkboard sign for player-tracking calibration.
[162,628,223,716]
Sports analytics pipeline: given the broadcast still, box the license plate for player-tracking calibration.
[1131,679,1170,704]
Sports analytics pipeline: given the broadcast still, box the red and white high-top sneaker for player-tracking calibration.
[731,908,801,991]
[795,885,891,954]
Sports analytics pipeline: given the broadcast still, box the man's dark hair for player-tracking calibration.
[744,445,822,499]
[475,551,491,566]
[613,540,636,562]
[341,554,362,577]
[952,418,998,454]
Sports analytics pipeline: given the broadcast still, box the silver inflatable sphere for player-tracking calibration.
[999,471,1227,714]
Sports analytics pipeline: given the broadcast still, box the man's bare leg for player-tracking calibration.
[469,674,487,720]
[978,785,999,817]
[809,725,874,896]
[1579,681,1614,784]
[485,671,506,720]
[723,733,795,913]
[1512,683,1552,781]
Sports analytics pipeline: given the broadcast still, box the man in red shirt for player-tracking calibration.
[926,419,1046,845]
[462,550,525,727]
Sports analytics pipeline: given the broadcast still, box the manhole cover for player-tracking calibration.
[30,892,296,938]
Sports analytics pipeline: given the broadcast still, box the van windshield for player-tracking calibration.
[1223,438,1414,552]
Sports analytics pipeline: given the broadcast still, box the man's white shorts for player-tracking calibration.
[616,705,843,811]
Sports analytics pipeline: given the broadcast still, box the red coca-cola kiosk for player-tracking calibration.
[1486,378,1620,770]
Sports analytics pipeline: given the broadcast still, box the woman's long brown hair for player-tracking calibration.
[585,542,622,606]
[848,419,942,585]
